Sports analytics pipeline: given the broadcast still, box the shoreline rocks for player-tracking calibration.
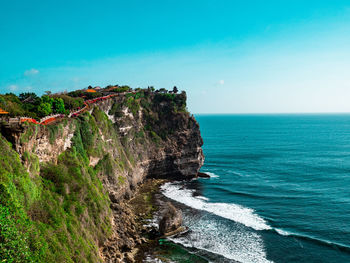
[159,202,183,236]
[198,171,210,178]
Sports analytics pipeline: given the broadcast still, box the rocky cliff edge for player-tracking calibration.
[0,90,204,262]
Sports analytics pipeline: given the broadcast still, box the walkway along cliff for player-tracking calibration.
[0,90,204,262]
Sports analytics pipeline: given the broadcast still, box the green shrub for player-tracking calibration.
[109,102,123,117]
[19,123,37,144]
[0,120,112,263]
[126,97,140,116]
[0,205,38,263]
[118,176,126,185]
[149,131,161,143]
[52,98,66,114]
[47,124,61,144]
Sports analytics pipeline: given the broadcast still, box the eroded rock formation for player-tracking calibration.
[159,202,183,235]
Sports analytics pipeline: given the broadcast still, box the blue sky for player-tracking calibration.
[1,1,350,113]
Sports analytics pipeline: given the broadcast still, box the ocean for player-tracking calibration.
[160,114,350,263]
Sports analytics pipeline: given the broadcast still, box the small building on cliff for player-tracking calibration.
[0,108,9,117]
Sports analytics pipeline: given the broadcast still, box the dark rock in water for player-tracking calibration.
[198,172,210,178]
[159,202,183,235]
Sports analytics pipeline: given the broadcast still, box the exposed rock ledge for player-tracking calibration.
[159,202,183,236]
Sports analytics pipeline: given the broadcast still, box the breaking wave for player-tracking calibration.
[161,182,271,231]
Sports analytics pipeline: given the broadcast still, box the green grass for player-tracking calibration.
[108,102,123,117]
[47,124,62,145]
[19,123,38,144]
[149,131,161,144]
[0,116,113,262]
[126,97,140,116]
[118,176,126,185]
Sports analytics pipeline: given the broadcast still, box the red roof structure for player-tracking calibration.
[86,89,97,93]
[0,108,9,114]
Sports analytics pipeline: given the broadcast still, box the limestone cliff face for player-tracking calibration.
[0,91,204,262]
[103,92,203,179]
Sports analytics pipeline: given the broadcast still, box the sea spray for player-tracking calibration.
[161,182,271,231]
[160,182,274,262]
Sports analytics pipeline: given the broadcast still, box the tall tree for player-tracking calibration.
[53,98,66,114]
[19,92,38,103]
[37,102,52,117]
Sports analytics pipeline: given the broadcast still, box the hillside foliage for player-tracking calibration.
[0,114,114,262]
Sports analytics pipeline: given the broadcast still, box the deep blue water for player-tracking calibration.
[162,114,350,263]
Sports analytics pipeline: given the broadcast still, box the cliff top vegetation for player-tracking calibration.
[0,85,182,120]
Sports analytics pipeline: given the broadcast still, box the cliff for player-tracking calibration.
[0,91,204,262]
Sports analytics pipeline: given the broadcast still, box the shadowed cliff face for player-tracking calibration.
[143,114,202,180]
[0,90,204,262]
[99,91,204,181]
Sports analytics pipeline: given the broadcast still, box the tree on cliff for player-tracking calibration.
[19,92,39,103]
[173,86,178,94]
[52,98,66,114]
[37,95,53,117]
[37,102,52,117]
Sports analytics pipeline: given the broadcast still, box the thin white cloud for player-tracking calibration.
[219,79,225,85]
[24,68,39,76]
[8,84,18,92]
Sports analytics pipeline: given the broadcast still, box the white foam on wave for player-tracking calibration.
[227,169,249,177]
[205,172,220,178]
[168,213,274,263]
[273,228,350,250]
[275,228,291,236]
[144,256,174,263]
[196,195,209,201]
[161,182,271,231]
[143,217,159,228]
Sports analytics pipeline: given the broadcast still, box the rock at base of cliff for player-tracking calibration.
[159,202,183,235]
[197,172,210,178]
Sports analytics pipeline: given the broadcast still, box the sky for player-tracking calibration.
[1,0,350,113]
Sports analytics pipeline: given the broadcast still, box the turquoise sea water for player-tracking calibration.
[161,114,350,263]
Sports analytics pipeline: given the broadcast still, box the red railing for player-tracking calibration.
[20,93,120,125]
[20,118,39,124]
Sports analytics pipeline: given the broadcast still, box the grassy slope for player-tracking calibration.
[0,111,113,262]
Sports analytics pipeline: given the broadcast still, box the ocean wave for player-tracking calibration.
[273,228,350,252]
[275,228,291,236]
[161,182,271,231]
[210,186,266,200]
[227,169,249,177]
[168,214,274,263]
[196,195,209,201]
[144,256,170,263]
[161,182,350,259]
[204,171,220,178]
